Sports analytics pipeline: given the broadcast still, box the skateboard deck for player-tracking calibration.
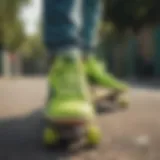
[90,86,129,112]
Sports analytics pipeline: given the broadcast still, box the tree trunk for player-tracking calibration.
[0,26,4,75]
[0,43,3,75]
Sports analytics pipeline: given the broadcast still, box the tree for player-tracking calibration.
[4,19,26,52]
[0,0,30,50]
[0,0,30,74]
[20,33,45,58]
[103,0,160,33]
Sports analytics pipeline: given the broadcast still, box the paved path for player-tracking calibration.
[1,78,160,160]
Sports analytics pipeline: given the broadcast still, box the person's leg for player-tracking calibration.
[43,0,81,51]
[81,0,128,92]
[81,0,101,51]
[43,0,95,132]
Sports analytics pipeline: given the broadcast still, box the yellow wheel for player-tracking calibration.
[43,128,59,146]
[86,126,101,146]
[118,96,129,108]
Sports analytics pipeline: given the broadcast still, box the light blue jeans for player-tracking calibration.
[43,0,101,52]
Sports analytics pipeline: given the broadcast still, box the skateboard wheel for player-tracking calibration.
[86,126,101,146]
[118,97,129,108]
[43,128,59,146]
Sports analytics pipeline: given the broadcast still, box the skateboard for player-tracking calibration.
[91,86,129,111]
[43,111,101,147]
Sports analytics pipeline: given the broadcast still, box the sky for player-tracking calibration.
[21,0,41,35]
[21,0,80,35]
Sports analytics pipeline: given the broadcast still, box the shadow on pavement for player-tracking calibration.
[0,110,71,160]
[0,102,123,160]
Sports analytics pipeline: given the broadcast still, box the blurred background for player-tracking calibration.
[1,1,160,160]
[0,0,46,77]
[1,0,160,79]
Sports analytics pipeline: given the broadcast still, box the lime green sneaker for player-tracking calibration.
[46,53,93,120]
[85,55,129,108]
[85,55,128,92]
[43,51,101,146]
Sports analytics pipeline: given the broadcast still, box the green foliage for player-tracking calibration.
[0,0,30,49]
[4,19,26,52]
[20,33,45,58]
[103,0,160,32]
[0,0,29,22]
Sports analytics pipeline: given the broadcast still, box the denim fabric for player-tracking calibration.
[43,0,101,52]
